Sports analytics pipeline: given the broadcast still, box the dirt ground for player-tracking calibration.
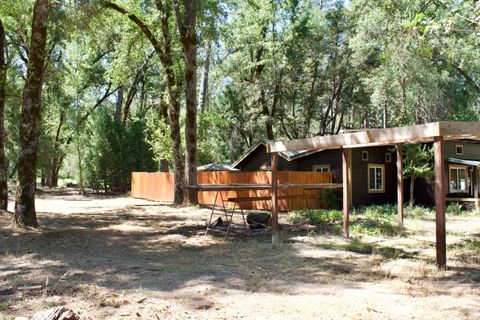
[1,189,480,320]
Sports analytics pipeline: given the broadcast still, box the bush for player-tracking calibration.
[446,202,464,215]
[404,205,433,219]
[351,205,402,237]
[362,204,396,216]
[84,110,157,192]
[320,189,341,209]
[288,209,342,225]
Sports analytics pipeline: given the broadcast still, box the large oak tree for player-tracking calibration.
[14,0,51,227]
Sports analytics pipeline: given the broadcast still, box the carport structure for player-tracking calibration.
[266,121,480,269]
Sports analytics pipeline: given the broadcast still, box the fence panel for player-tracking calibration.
[130,172,143,198]
[131,171,332,211]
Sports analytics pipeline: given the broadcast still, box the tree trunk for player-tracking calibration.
[114,86,124,122]
[49,156,62,188]
[198,40,210,111]
[14,0,50,227]
[48,110,65,187]
[76,138,85,195]
[173,0,199,205]
[106,0,185,203]
[0,19,8,210]
[409,176,416,206]
[159,0,184,204]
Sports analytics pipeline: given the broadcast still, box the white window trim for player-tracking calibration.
[368,163,385,193]
[449,165,468,193]
[313,164,330,173]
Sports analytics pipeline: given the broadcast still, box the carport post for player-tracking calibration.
[397,144,404,228]
[434,136,447,269]
[342,148,352,238]
[271,152,279,245]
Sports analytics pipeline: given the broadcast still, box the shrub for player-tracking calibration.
[405,205,433,219]
[288,209,342,225]
[351,205,402,237]
[446,202,464,215]
[362,204,396,216]
[84,109,157,192]
[320,189,341,209]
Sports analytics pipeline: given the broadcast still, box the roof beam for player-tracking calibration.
[267,122,480,153]
[267,123,441,153]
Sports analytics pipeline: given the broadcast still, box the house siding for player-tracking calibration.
[445,141,480,160]
[351,146,397,206]
[297,149,342,183]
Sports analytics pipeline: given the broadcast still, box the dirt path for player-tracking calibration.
[1,190,479,319]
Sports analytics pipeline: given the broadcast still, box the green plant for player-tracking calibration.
[446,202,464,215]
[362,204,397,216]
[403,144,434,206]
[405,205,434,219]
[288,209,342,225]
[0,300,11,312]
[351,205,402,236]
[320,189,341,209]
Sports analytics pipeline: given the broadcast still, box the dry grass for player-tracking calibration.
[0,189,479,319]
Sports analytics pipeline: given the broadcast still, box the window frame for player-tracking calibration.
[362,150,369,161]
[449,165,468,193]
[455,144,464,156]
[312,164,331,173]
[367,163,385,193]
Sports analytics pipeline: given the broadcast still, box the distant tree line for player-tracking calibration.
[0,0,478,226]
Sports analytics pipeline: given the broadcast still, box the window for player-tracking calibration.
[362,151,369,161]
[368,164,385,193]
[385,152,392,163]
[449,165,468,193]
[313,164,330,173]
[455,145,464,155]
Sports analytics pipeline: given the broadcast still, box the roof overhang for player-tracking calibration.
[267,122,480,153]
[446,157,480,167]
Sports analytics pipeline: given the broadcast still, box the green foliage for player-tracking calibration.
[404,205,434,219]
[446,202,464,215]
[0,300,10,311]
[403,144,434,179]
[145,114,173,167]
[351,205,402,236]
[288,209,343,225]
[84,109,156,192]
[1,0,480,194]
[320,189,341,210]
[362,204,397,216]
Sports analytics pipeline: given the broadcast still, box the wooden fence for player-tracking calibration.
[131,171,332,211]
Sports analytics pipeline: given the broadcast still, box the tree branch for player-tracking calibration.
[105,2,166,62]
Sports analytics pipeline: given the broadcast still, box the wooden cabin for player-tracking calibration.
[233,139,480,209]
[413,140,480,208]
[232,142,398,207]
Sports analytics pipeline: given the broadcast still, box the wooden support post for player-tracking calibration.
[342,148,352,238]
[396,144,404,228]
[434,137,447,270]
[271,153,279,245]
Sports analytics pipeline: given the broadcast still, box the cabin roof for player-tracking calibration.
[231,141,322,169]
[198,163,239,171]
